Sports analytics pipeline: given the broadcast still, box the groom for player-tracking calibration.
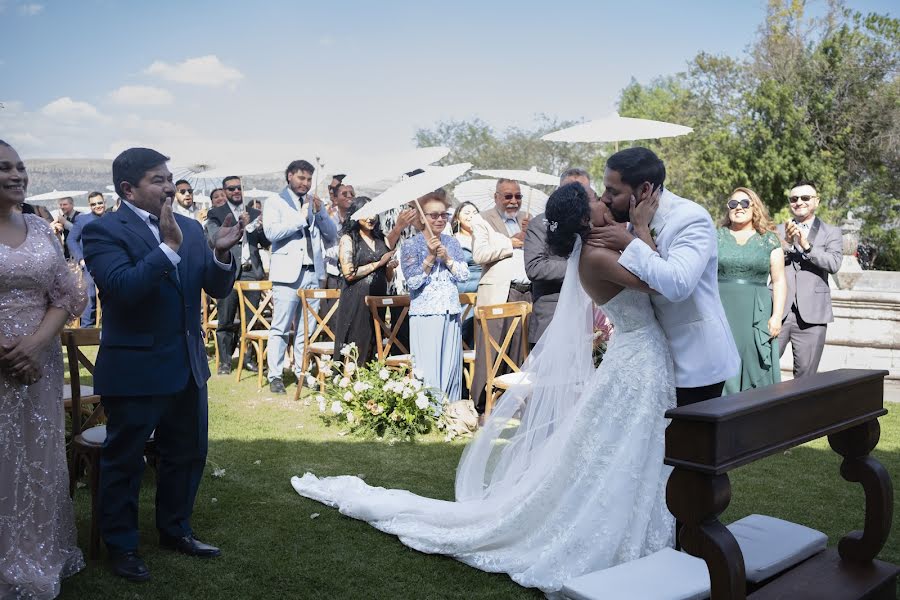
[83,148,244,581]
[587,147,739,405]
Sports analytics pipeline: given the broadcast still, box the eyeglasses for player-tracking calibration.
[501,193,523,201]
[178,188,194,195]
[225,185,242,192]
[425,212,451,221]
[789,195,817,203]
[727,199,750,210]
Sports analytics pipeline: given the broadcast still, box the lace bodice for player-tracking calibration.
[599,288,657,335]
[717,228,780,284]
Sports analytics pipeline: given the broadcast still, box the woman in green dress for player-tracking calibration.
[717,187,787,394]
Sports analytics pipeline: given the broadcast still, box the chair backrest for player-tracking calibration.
[299,288,341,347]
[235,280,274,335]
[458,292,477,351]
[475,301,531,382]
[60,328,102,437]
[364,295,411,360]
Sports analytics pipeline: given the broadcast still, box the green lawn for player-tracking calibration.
[59,365,900,599]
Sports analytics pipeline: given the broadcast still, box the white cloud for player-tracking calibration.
[108,85,174,106]
[41,97,103,121]
[19,3,43,15]
[144,55,243,87]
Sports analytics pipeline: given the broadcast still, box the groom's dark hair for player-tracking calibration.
[112,148,170,197]
[606,147,666,192]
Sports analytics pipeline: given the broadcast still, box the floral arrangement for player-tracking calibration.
[311,343,448,441]
[592,306,614,367]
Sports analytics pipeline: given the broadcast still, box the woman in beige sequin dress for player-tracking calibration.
[0,141,87,599]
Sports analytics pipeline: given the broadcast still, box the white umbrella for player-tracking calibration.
[454,179,549,216]
[339,146,450,189]
[541,114,693,149]
[171,163,280,195]
[242,188,278,199]
[471,166,559,187]
[351,163,472,225]
[25,189,88,202]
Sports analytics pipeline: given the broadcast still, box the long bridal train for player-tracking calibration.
[291,239,676,594]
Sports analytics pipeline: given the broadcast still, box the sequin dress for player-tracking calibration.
[1,215,87,599]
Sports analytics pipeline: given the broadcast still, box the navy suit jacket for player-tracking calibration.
[66,212,101,263]
[83,204,238,397]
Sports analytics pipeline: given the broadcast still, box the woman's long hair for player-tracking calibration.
[451,201,478,234]
[720,187,776,235]
[341,196,386,279]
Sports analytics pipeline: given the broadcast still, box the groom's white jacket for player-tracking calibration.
[618,189,739,389]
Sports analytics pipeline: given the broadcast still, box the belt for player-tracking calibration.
[510,281,532,294]
[718,278,764,286]
[241,262,253,272]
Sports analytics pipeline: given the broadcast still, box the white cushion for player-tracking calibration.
[386,354,412,364]
[63,384,95,399]
[561,548,710,600]
[728,514,827,583]
[79,425,107,445]
[308,341,335,353]
[463,350,476,361]
[494,371,531,387]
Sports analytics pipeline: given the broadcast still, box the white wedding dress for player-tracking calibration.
[291,240,676,595]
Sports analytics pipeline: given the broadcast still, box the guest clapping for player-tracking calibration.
[717,188,786,394]
[332,197,397,365]
[0,140,87,597]
[402,192,469,402]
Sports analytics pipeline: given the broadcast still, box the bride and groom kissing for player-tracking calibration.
[292,147,740,595]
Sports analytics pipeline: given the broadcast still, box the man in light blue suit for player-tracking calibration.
[263,159,338,394]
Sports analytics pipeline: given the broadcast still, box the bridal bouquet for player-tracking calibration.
[313,343,447,441]
[592,306,614,367]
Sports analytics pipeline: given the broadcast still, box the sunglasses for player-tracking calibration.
[502,194,523,201]
[789,195,817,203]
[727,199,750,210]
[178,188,194,195]
[425,212,451,221]
[225,185,242,192]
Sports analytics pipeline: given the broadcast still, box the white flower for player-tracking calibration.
[306,375,317,388]
[412,367,425,380]
[410,378,423,391]
[340,343,356,357]
[379,368,391,380]
[353,381,370,393]
[333,375,341,385]
[402,387,414,399]
[346,410,355,424]
[415,393,429,410]
[338,377,350,388]
[212,468,226,478]
[330,401,343,414]
[317,397,327,412]
[321,366,334,377]
[343,391,353,402]
[345,361,357,374]
[322,354,333,362]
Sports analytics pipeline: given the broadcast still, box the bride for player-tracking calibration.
[291,182,676,595]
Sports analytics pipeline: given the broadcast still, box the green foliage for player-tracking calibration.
[313,343,446,441]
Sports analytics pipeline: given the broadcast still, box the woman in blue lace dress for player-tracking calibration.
[402,192,470,401]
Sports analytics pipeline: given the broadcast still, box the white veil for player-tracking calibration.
[455,237,596,502]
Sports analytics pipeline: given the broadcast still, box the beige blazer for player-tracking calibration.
[471,209,528,307]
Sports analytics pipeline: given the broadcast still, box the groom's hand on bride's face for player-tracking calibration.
[585,224,634,251]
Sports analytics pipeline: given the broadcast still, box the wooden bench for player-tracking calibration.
[665,368,898,599]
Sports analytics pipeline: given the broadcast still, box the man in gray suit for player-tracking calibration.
[776,181,842,378]
[524,167,592,346]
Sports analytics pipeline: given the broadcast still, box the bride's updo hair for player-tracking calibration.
[545,182,591,257]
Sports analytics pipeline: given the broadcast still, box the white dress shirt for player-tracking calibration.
[497,208,530,285]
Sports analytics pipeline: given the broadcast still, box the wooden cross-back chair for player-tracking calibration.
[296,288,341,399]
[62,328,158,560]
[458,292,477,399]
[235,280,274,388]
[365,295,412,368]
[200,290,220,365]
[476,301,532,416]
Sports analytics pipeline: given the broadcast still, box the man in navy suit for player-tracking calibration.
[67,191,107,327]
[83,148,245,582]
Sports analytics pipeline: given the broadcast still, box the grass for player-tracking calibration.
[59,363,900,600]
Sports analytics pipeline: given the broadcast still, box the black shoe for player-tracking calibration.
[110,551,151,582]
[269,378,286,394]
[243,361,258,373]
[217,364,232,375]
[159,534,221,558]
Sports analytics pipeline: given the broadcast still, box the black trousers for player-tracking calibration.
[675,381,725,407]
[99,379,208,554]
[215,269,259,367]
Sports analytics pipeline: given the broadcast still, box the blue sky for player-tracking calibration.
[1,0,896,166]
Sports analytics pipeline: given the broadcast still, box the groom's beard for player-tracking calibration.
[609,206,630,223]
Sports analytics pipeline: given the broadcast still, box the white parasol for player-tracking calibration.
[25,189,88,202]
[453,179,549,216]
[541,113,693,150]
[471,166,559,187]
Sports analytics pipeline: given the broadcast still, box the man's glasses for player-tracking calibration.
[727,199,750,210]
[502,194,523,201]
[178,188,194,195]
[789,195,816,203]
[425,212,451,221]
[225,185,242,192]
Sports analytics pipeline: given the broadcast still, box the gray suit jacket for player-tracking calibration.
[524,212,566,344]
[776,217,842,324]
